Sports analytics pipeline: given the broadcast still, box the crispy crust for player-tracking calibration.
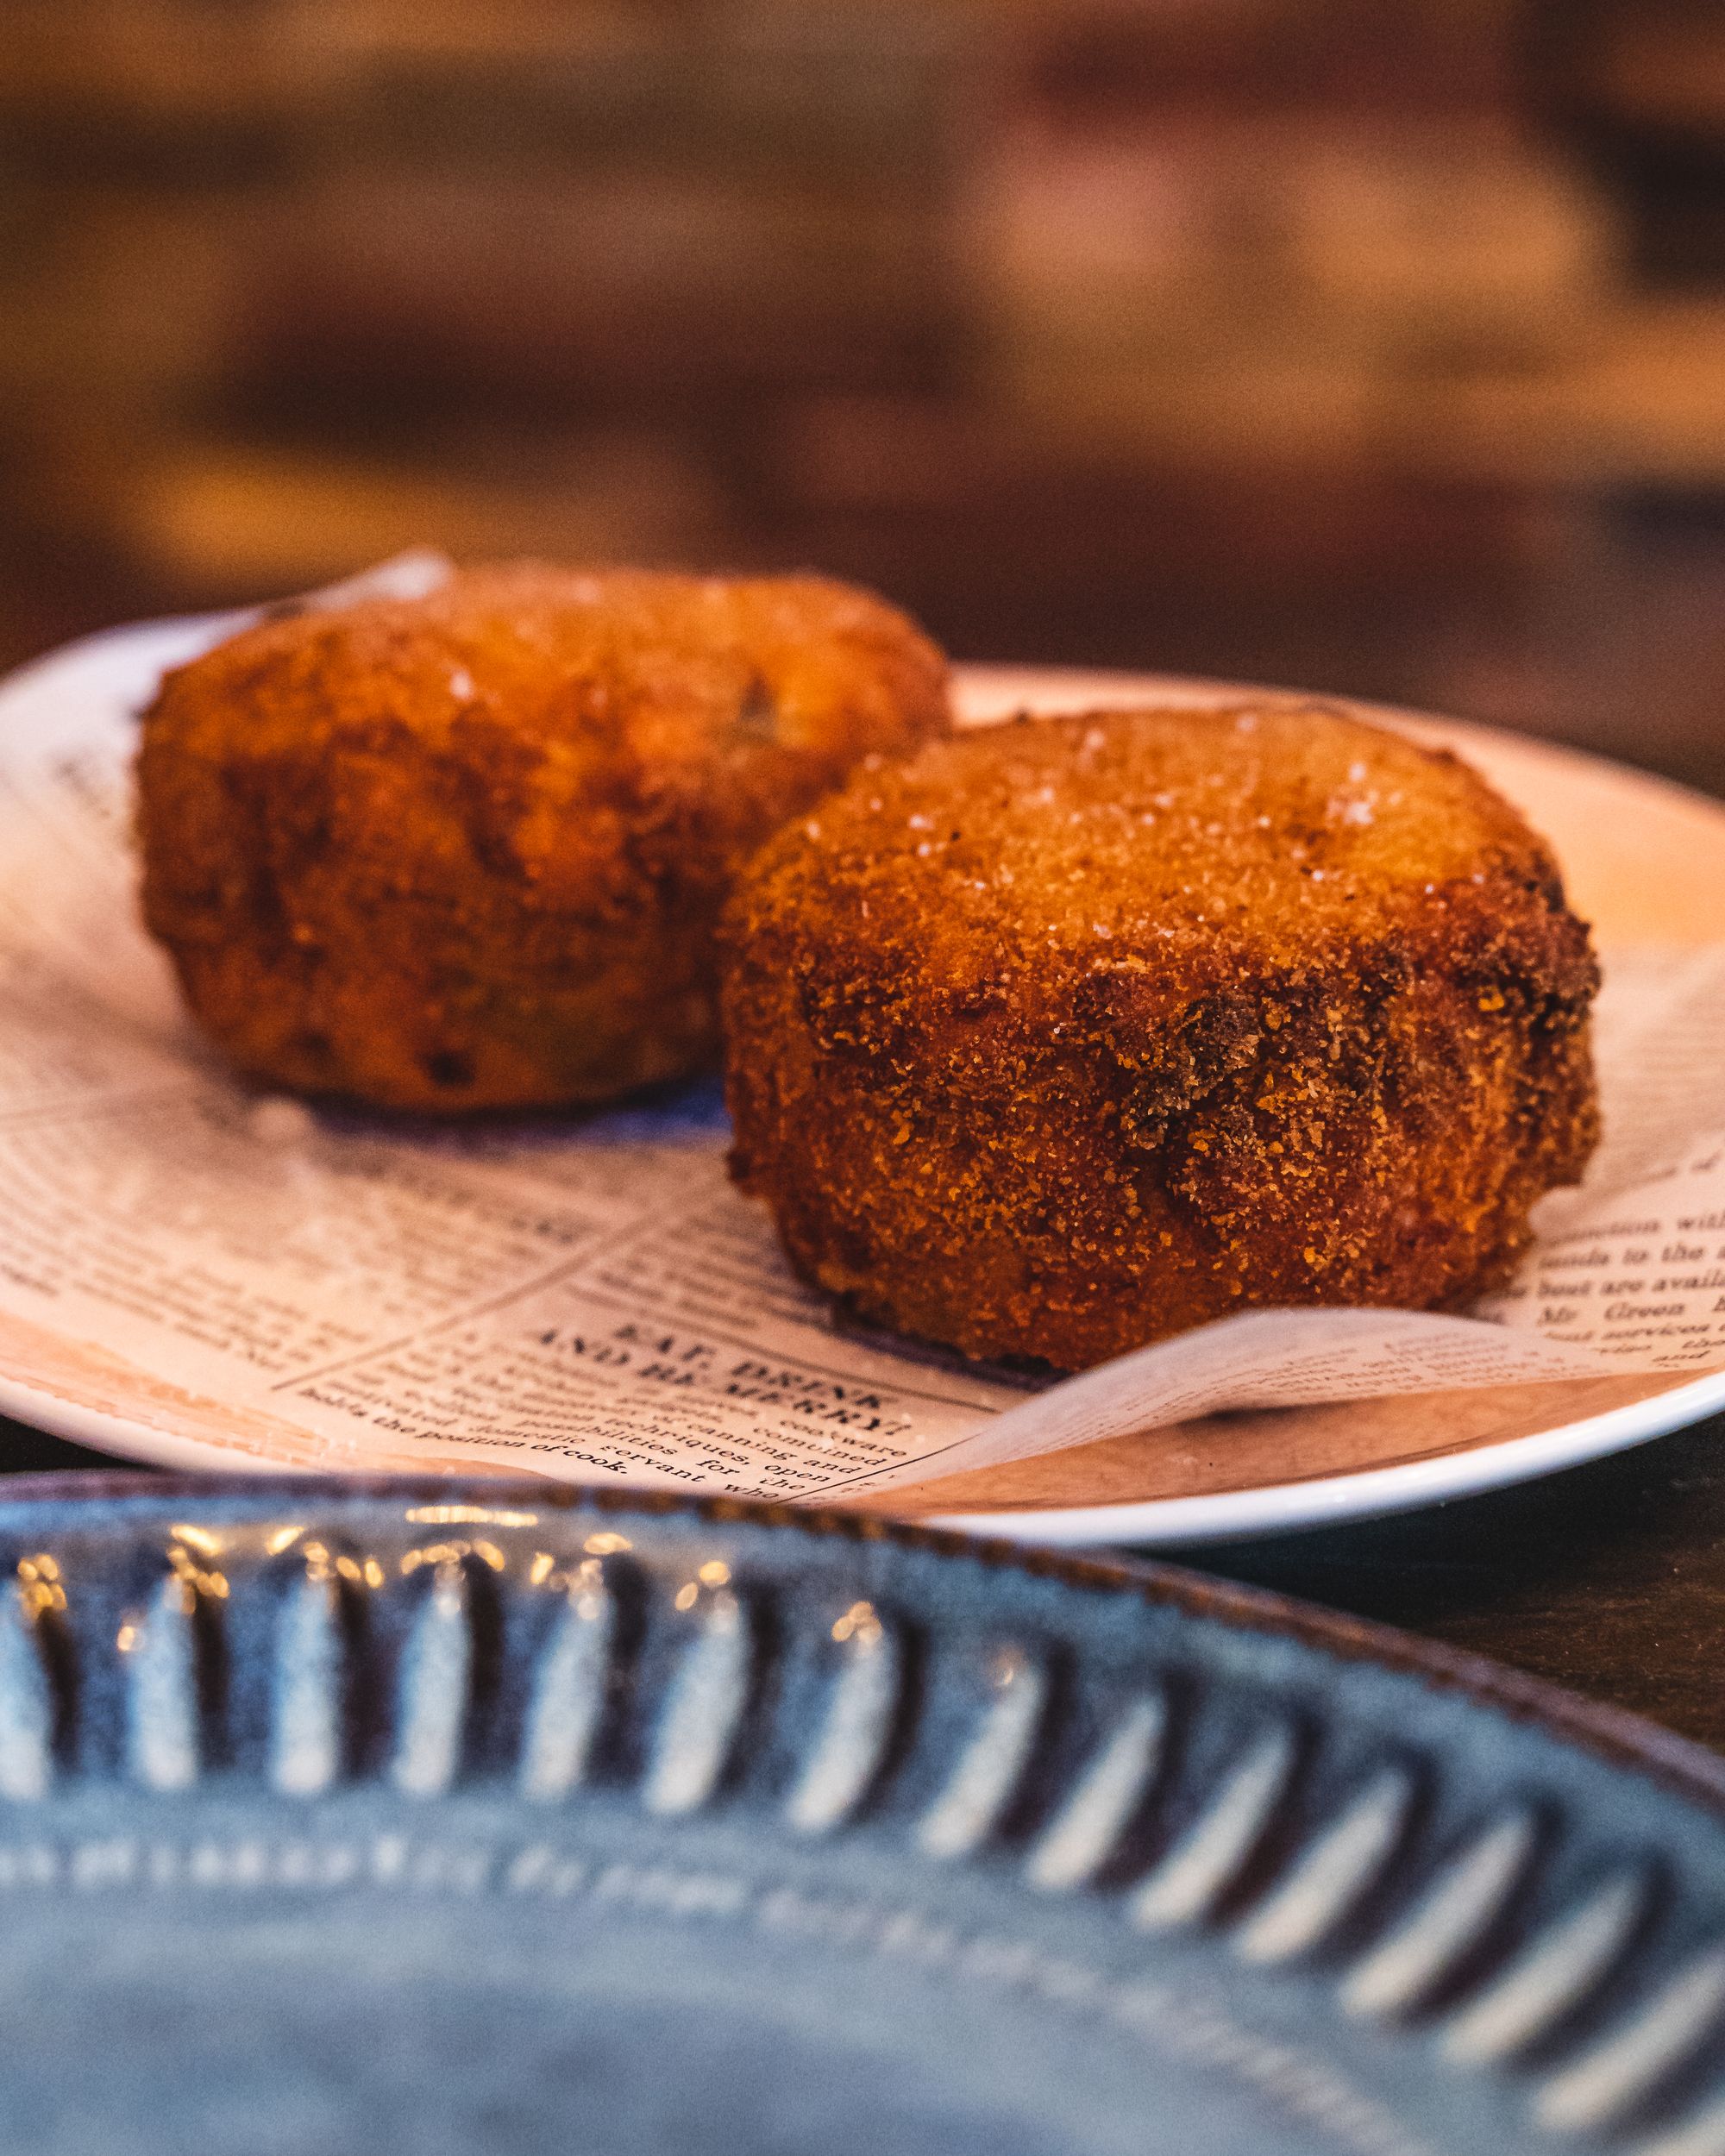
[721,704,1601,1371]
[136,563,950,1112]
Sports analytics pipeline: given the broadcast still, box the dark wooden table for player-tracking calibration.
[1190,1410,1725,1752]
[7,1403,1725,1751]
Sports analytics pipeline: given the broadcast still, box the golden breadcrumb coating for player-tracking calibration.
[137,563,949,1112]
[722,704,1600,1370]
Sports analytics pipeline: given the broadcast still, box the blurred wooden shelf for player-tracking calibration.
[84,439,731,600]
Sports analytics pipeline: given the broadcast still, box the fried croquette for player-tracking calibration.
[137,563,949,1112]
[721,704,1600,1370]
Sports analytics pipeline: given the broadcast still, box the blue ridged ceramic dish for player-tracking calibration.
[0,1474,1723,2156]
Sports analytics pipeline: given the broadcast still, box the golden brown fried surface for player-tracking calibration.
[722,704,1600,1370]
[137,563,949,1112]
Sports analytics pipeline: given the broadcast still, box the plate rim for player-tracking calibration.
[933,1369,1725,1546]
[3,1466,1723,1820]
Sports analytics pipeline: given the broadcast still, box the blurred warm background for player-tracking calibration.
[3,0,1722,786]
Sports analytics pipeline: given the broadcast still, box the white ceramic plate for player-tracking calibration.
[2,627,1722,1546]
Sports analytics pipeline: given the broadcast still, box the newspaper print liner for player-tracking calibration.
[1,1476,1725,2154]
